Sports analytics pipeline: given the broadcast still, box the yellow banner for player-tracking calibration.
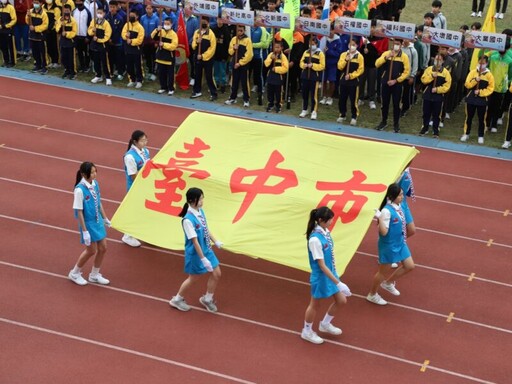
[112,112,418,274]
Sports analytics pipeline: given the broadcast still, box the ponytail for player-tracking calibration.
[127,130,146,151]
[75,170,82,187]
[178,202,189,218]
[305,206,334,239]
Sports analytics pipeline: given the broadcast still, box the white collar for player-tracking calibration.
[314,224,330,236]
[131,144,146,156]
[188,206,202,218]
[80,178,95,188]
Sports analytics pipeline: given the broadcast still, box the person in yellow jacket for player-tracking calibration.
[56,0,75,12]
[375,39,410,133]
[191,17,217,100]
[26,0,49,73]
[419,54,452,138]
[225,25,254,107]
[88,7,112,85]
[337,40,365,126]
[122,10,145,88]
[299,37,325,120]
[264,40,289,113]
[461,55,495,144]
[0,0,17,67]
[151,17,178,96]
[502,82,512,149]
[43,0,60,68]
[56,4,77,79]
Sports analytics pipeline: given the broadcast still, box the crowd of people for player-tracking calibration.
[1,0,511,147]
[68,128,417,345]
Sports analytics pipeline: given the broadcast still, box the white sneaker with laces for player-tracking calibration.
[127,81,136,87]
[301,329,324,344]
[106,79,112,86]
[311,111,317,120]
[380,281,400,296]
[477,11,482,17]
[326,97,333,106]
[299,110,308,118]
[91,76,103,84]
[502,141,511,149]
[366,293,388,305]
[350,118,357,126]
[168,90,174,95]
[369,101,376,109]
[478,137,484,144]
[495,12,500,18]
[88,273,110,285]
[497,118,503,126]
[498,12,504,19]
[445,113,450,119]
[460,134,469,142]
[169,296,191,311]
[319,97,327,105]
[337,116,346,123]
[68,270,88,286]
[225,99,236,105]
[135,82,143,89]
[243,101,250,107]
[439,122,444,128]
[199,296,218,313]
[490,127,498,133]
[158,89,167,94]
[319,322,342,335]
[471,11,476,16]
[122,234,141,247]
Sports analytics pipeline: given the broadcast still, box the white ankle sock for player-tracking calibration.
[91,267,100,275]
[304,322,313,331]
[322,314,334,325]
[72,265,81,274]
[204,292,214,302]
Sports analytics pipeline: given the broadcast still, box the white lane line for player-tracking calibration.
[2,177,512,286]
[0,216,511,336]
[0,317,256,384]
[1,93,511,185]
[0,95,177,129]
[0,262,499,384]
[415,195,508,215]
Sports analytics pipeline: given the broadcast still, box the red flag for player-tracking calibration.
[176,10,190,90]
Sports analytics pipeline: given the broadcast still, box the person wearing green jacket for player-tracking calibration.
[250,25,271,106]
[485,43,512,132]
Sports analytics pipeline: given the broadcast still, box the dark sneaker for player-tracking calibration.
[375,122,387,131]
[393,125,400,133]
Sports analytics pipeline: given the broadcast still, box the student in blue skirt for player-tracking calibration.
[301,206,352,345]
[169,187,223,313]
[122,130,150,247]
[367,183,415,305]
[68,162,111,286]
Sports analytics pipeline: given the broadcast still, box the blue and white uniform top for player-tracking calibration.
[397,167,415,224]
[378,202,411,264]
[124,144,150,191]
[181,207,219,274]
[72,178,107,243]
[307,225,339,299]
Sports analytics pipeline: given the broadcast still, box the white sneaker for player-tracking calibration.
[471,11,477,16]
[490,127,498,133]
[299,110,308,118]
[366,293,388,305]
[502,141,511,149]
[157,89,167,94]
[122,234,141,247]
[169,296,191,312]
[116,74,124,81]
[429,120,433,126]
[445,113,450,120]
[225,99,236,105]
[149,74,157,81]
[189,78,195,86]
[237,91,243,98]
[68,271,88,286]
[106,79,112,86]
[319,97,327,105]
[326,97,333,106]
[478,137,484,144]
[358,99,364,106]
[319,322,342,335]
[88,273,110,285]
[301,329,324,344]
[199,295,218,313]
[460,134,469,142]
[380,281,400,296]
[311,111,317,120]
[135,82,143,89]
[127,81,136,87]
[243,101,250,107]
[91,76,103,84]
[497,118,503,126]
[251,85,257,92]
[439,122,444,128]
[350,118,357,126]
[477,11,482,17]
[337,116,346,123]
[168,90,174,96]
[498,12,504,19]
[495,12,500,18]
[369,101,376,109]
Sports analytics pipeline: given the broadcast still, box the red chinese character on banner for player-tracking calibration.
[230,150,298,223]
[316,170,386,227]
[142,138,211,216]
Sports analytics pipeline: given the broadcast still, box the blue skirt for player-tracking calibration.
[184,248,219,275]
[80,220,106,243]
[378,242,411,264]
[310,272,339,299]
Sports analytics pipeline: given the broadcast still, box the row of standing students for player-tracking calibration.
[68,131,417,345]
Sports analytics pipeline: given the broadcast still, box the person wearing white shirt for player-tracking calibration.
[367,183,416,306]
[72,0,92,72]
[301,206,351,345]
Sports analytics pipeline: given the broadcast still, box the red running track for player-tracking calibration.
[1,76,511,384]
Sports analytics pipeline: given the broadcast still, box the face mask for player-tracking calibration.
[129,16,136,22]
[310,44,317,51]
[163,25,171,31]
[349,45,356,52]
[45,0,53,4]
[96,13,103,19]
[479,64,487,71]
[34,3,41,9]
[434,60,442,68]
[393,44,400,52]
[1,0,8,4]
